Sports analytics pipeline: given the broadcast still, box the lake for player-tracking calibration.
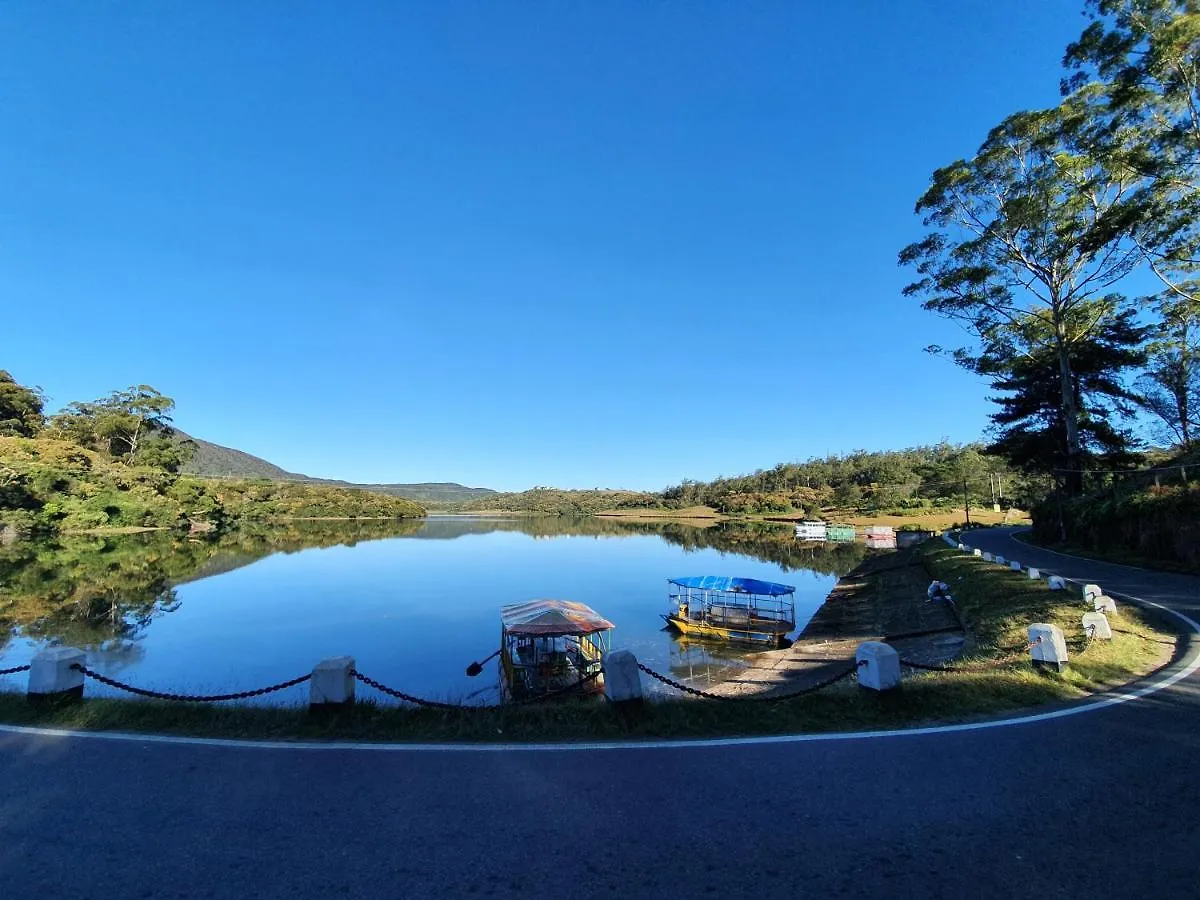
[0,517,871,703]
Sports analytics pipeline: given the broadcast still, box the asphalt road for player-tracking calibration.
[2,528,1198,900]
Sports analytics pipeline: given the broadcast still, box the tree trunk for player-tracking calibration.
[1056,334,1084,496]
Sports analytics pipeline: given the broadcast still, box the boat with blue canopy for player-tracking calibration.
[663,576,796,647]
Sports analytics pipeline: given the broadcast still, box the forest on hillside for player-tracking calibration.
[0,373,425,538]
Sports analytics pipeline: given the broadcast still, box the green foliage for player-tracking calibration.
[900,90,1145,487]
[1032,445,1200,570]
[457,487,657,515]
[653,443,1035,513]
[0,436,424,537]
[48,384,182,464]
[0,371,45,437]
[1136,287,1200,447]
[980,308,1146,472]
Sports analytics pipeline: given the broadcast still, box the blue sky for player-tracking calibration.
[2,1,1099,491]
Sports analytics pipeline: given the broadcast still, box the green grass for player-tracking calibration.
[0,541,1178,743]
[921,543,1173,688]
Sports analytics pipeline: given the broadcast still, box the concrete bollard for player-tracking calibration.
[1029,624,1068,672]
[602,650,643,704]
[27,647,86,699]
[1027,568,1040,580]
[983,552,993,562]
[1048,575,1066,590]
[994,555,1006,565]
[1010,560,1022,572]
[856,641,901,691]
[1082,584,1103,603]
[1082,612,1113,640]
[1093,595,1118,614]
[957,542,965,551]
[972,549,982,557]
[310,656,356,706]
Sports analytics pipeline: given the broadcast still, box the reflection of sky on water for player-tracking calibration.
[0,519,843,703]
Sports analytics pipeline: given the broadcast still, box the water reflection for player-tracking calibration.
[0,517,872,696]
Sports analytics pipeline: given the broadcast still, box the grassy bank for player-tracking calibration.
[920,543,1174,689]
[0,541,1180,742]
[595,506,1027,530]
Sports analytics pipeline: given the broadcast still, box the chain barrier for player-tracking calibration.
[636,659,861,703]
[1112,627,1177,646]
[0,664,31,676]
[71,664,310,702]
[900,637,1042,673]
[350,670,464,709]
[351,667,603,710]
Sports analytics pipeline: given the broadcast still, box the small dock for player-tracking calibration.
[707,546,966,699]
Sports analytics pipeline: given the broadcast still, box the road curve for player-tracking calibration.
[2,529,1198,900]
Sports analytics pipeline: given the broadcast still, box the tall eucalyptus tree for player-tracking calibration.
[900,93,1145,491]
[1064,0,1200,447]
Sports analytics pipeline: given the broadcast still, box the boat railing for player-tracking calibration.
[669,589,795,626]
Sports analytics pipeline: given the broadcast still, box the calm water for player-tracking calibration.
[0,517,870,703]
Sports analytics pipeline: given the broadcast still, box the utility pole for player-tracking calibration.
[963,477,971,526]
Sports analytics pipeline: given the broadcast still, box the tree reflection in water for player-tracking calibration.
[0,516,871,658]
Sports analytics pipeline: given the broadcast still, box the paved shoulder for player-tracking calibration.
[965,527,1200,618]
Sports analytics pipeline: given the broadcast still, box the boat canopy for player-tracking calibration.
[668,576,795,596]
[499,599,615,636]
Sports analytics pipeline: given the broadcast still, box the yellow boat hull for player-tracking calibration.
[663,614,790,648]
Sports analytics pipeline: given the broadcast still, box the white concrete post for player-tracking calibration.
[994,555,1006,566]
[1028,624,1068,672]
[1093,595,1118,614]
[310,656,356,706]
[1083,584,1103,603]
[972,548,982,557]
[983,552,993,562]
[1048,575,1066,590]
[27,647,86,697]
[856,641,901,691]
[602,650,643,704]
[957,543,965,551]
[1010,560,1022,572]
[1027,568,1041,580]
[1082,612,1113,640]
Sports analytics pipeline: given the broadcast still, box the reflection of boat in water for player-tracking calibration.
[666,634,753,685]
[795,521,828,541]
[865,525,897,549]
[826,524,856,542]
[663,576,796,647]
[499,599,613,702]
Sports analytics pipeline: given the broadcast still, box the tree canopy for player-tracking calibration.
[899,94,1145,490]
[0,371,45,437]
[49,385,193,472]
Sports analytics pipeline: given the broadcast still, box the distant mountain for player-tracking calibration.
[179,435,496,505]
[182,436,298,480]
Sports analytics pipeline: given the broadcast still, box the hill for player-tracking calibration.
[180,436,495,505]
[0,436,425,538]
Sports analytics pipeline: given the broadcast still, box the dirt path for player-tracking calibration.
[709,546,966,699]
